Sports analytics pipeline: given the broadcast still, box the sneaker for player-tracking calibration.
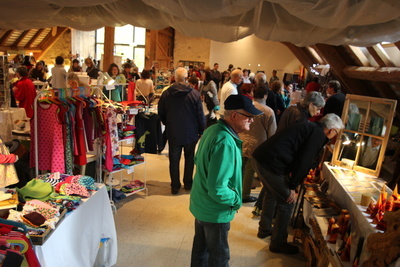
[257,231,272,239]
[269,243,299,254]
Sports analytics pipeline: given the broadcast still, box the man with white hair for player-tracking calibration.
[219,69,243,117]
[158,67,205,194]
[252,113,344,254]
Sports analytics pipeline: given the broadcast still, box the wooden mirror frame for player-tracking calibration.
[331,94,397,177]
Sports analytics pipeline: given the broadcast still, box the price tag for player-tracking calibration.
[127,166,134,174]
[126,138,134,144]
[129,108,138,115]
[105,84,115,90]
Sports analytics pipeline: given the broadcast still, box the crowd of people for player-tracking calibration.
[8,55,348,265]
[155,64,346,265]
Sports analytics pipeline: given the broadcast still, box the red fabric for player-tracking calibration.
[13,76,37,118]
[73,101,87,166]
[120,100,143,106]
[127,82,136,101]
[0,226,40,267]
[103,112,113,172]
[305,81,321,93]
[0,154,16,164]
[30,103,65,173]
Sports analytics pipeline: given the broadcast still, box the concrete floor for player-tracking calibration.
[113,152,306,267]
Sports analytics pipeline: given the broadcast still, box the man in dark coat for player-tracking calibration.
[158,67,205,194]
[252,113,344,254]
[323,80,345,117]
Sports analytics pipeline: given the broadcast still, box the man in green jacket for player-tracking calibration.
[190,94,262,266]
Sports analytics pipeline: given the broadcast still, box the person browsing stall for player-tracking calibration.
[252,113,344,254]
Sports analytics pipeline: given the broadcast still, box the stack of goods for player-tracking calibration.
[16,173,98,212]
[327,209,352,262]
[120,180,145,194]
[304,170,341,215]
[0,219,41,266]
[366,185,399,231]
[304,169,319,184]
[118,123,135,140]
[5,173,98,246]
[7,199,61,236]
[109,149,145,171]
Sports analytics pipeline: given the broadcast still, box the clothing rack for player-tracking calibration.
[33,87,103,179]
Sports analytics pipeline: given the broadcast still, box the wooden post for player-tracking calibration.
[103,26,115,71]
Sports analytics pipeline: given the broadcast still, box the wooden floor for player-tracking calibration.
[113,152,306,267]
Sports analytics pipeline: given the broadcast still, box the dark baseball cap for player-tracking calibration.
[225,95,263,116]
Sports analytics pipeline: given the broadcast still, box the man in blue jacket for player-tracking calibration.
[190,95,262,266]
[158,67,205,194]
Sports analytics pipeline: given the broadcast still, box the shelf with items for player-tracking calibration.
[102,106,147,200]
[0,55,10,108]
[154,69,171,94]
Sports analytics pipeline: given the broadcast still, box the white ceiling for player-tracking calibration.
[1,0,400,47]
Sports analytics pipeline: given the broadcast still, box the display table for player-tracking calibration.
[0,107,29,142]
[34,184,117,267]
[320,162,391,265]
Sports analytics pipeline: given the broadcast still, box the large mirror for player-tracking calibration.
[332,94,397,177]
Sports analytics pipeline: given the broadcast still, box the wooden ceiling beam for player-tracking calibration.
[25,28,45,48]
[281,42,317,71]
[0,30,14,46]
[394,41,400,50]
[343,66,400,83]
[35,27,69,60]
[13,30,30,47]
[343,46,400,118]
[0,46,42,53]
[366,45,395,67]
[313,44,373,96]
[343,45,371,66]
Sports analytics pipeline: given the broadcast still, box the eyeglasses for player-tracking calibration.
[236,111,254,120]
[332,128,339,136]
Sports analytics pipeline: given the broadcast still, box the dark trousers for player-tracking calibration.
[168,141,197,190]
[252,158,294,247]
[191,219,230,267]
[242,157,254,199]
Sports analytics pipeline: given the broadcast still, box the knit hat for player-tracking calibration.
[77,176,98,191]
[16,179,54,201]
[22,212,46,227]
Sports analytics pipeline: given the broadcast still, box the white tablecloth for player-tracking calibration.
[0,108,29,142]
[34,184,117,267]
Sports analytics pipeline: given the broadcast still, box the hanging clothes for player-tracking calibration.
[82,100,95,151]
[30,103,65,173]
[105,106,119,157]
[127,81,136,101]
[73,100,87,166]
[135,112,163,154]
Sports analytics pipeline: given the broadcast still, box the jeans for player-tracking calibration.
[252,158,294,247]
[191,219,230,267]
[168,141,197,190]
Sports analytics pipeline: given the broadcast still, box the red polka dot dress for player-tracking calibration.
[30,103,65,173]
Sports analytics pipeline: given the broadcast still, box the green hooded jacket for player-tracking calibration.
[189,119,243,223]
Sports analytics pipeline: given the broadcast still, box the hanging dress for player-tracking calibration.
[30,103,65,173]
